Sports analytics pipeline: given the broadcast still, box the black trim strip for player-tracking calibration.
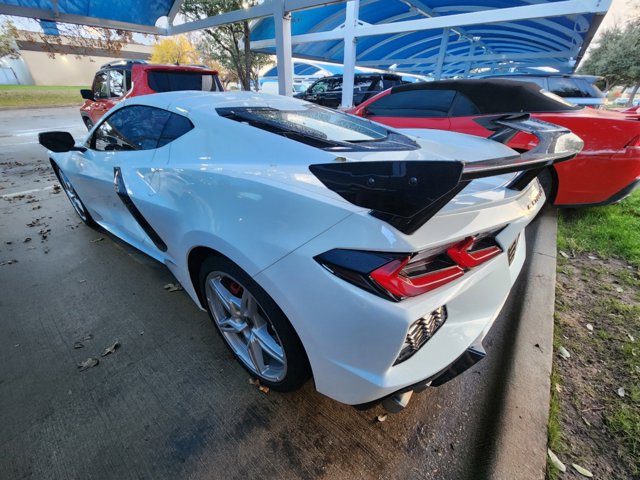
[113,167,168,252]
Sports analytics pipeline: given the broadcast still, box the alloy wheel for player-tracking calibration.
[205,271,287,382]
[57,168,89,222]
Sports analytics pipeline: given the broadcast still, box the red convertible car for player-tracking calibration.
[349,80,640,207]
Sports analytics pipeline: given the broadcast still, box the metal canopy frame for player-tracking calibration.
[0,0,611,107]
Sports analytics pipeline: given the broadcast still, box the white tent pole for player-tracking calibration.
[433,28,449,80]
[274,1,293,96]
[463,41,476,77]
[340,0,359,109]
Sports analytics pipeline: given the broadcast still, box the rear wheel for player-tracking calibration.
[52,163,96,226]
[538,167,558,205]
[199,256,310,391]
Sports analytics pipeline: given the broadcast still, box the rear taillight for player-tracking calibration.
[626,135,640,149]
[315,230,503,301]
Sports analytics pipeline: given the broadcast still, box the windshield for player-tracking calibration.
[216,104,418,151]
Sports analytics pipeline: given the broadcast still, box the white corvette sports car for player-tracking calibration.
[39,92,582,412]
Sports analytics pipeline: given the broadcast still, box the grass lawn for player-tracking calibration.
[0,85,85,108]
[558,190,640,267]
[548,190,640,479]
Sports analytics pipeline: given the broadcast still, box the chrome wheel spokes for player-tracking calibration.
[205,272,287,382]
[57,169,88,221]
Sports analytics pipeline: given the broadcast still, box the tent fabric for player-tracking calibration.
[1,0,175,27]
[250,0,601,77]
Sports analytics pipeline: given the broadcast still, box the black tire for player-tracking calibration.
[538,167,558,205]
[51,162,96,227]
[82,117,94,131]
[199,255,311,392]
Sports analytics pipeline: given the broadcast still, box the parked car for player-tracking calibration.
[294,73,406,108]
[479,73,606,108]
[39,91,581,412]
[79,60,223,129]
[349,79,640,207]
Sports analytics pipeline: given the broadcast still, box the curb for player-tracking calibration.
[482,206,557,479]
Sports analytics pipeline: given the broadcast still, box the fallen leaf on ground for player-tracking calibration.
[91,237,105,243]
[249,378,260,386]
[73,342,84,349]
[163,283,183,292]
[558,346,571,359]
[559,250,570,259]
[23,237,31,243]
[258,385,269,394]
[547,449,566,473]
[572,463,593,477]
[617,387,625,397]
[377,414,388,423]
[77,357,99,371]
[101,341,120,357]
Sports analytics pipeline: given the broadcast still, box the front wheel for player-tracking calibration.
[52,163,96,226]
[199,256,311,392]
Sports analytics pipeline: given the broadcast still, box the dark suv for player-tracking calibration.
[294,73,406,108]
[79,60,223,129]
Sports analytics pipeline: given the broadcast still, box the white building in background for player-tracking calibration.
[0,31,152,86]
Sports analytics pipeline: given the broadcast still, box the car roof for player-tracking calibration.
[121,91,313,114]
[482,73,602,82]
[389,79,582,114]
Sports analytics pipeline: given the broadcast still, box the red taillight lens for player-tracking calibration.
[370,257,464,298]
[447,237,502,269]
[315,231,504,301]
[626,135,640,149]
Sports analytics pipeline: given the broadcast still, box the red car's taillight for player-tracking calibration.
[315,230,504,301]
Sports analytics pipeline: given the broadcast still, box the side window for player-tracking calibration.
[109,70,126,98]
[366,89,456,118]
[548,77,593,98]
[91,106,193,152]
[450,93,480,117]
[93,71,109,99]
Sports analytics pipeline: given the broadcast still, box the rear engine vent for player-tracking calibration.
[395,306,447,365]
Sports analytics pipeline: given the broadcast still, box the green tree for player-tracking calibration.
[181,0,270,90]
[151,36,200,65]
[580,21,640,105]
[0,19,20,59]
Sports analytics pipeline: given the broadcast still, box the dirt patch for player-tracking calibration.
[551,253,640,478]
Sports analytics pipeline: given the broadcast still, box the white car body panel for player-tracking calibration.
[46,91,555,406]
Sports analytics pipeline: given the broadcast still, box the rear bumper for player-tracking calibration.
[255,189,539,405]
[558,177,640,208]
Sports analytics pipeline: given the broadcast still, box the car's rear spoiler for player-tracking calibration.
[309,116,583,234]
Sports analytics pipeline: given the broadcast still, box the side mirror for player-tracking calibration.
[38,131,87,153]
[80,89,94,101]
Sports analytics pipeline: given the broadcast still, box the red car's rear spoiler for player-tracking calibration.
[309,116,583,234]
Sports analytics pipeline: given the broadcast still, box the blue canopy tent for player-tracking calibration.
[250,0,608,78]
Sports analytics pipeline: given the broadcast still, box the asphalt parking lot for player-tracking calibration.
[1,106,540,480]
